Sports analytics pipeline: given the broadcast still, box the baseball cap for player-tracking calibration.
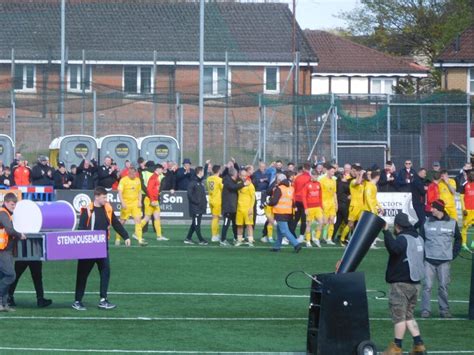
[432,161,441,167]
[58,161,65,168]
[183,158,192,165]
[431,199,446,213]
[394,212,412,228]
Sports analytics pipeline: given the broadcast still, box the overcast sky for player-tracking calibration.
[281,0,361,30]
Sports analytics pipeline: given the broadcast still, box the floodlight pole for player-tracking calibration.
[60,0,66,136]
[198,0,205,166]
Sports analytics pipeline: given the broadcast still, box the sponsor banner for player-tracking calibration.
[45,230,107,260]
[377,192,418,225]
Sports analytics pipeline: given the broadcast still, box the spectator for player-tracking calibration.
[97,156,119,189]
[160,161,177,193]
[0,167,13,188]
[378,160,397,192]
[176,158,196,191]
[70,164,77,188]
[12,159,31,186]
[53,161,73,190]
[411,168,427,231]
[396,160,416,192]
[74,159,97,190]
[426,161,442,183]
[31,156,53,186]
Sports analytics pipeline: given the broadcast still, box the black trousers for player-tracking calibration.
[75,257,110,302]
[186,214,205,241]
[221,212,237,242]
[333,204,349,239]
[9,261,45,299]
[290,201,306,237]
[413,204,426,231]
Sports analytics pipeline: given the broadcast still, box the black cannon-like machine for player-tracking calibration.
[306,211,386,355]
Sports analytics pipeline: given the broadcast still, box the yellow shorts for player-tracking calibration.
[209,201,222,216]
[463,210,474,227]
[348,205,363,222]
[445,206,458,221]
[264,205,274,219]
[236,209,253,226]
[120,203,142,220]
[323,204,336,218]
[306,207,323,223]
[144,197,161,216]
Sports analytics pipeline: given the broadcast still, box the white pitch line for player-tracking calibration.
[0,316,306,322]
[14,291,470,304]
[0,316,469,322]
[0,348,304,354]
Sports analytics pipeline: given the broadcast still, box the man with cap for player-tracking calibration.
[53,161,73,190]
[420,199,461,319]
[426,161,441,183]
[382,213,426,355]
[31,156,53,186]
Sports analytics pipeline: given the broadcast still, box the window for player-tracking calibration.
[123,66,153,94]
[370,78,395,94]
[264,67,279,94]
[68,65,92,92]
[469,68,474,95]
[204,67,229,97]
[14,64,35,91]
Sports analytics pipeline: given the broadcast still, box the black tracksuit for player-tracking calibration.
[333,176,350,239]
[74,205,129,302]
[411,174,427,230]
[185,176,207,242]
[31,163,53,186]
[220,175,244,242]
[97,165,118,189]
[9,261,46,301]
[74,160,97,190]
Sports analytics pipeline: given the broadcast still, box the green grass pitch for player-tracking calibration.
[1,224,473,354]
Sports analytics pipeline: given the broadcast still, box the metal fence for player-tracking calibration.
[0,87,471,170]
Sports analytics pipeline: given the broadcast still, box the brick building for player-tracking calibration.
[435,25,474,95]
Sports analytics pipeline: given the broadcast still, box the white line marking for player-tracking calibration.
[0,316,469,322]
[0,348,304,354]
[14,291,469,304]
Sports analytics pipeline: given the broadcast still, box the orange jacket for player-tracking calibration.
[147,173,161,203]
[13,166,31,186]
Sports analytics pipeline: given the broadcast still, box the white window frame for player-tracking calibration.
[370,77,395,95]
[468,68,474,95]
[14,64,36,92]
[122,65,154,95]
[203,66,231,98]
[264,66,280,94]
[67,65,92,92]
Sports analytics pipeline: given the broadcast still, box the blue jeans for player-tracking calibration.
[274,221,299,249]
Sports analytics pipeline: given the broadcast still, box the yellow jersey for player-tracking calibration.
[350,179,365,208]
[237,182,256,212]
[439,178,456,209]
[118,176,141,203]
[319,175,337,207]
[363,181,380,214]
[207,175,223,204]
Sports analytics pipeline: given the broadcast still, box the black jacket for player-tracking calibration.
[74,160,97,190]
[53,170,73,189]
[78,204,129,243]
[221,175,244,214]
[378,170,398,192]
[187,176,207,215]
[336,177,350,208]
[97,165,118,189]
[411,174,426,207]
[176,167,196,191]
[384,227,420,284]
[160,170,176,192]
[31,163,54,186]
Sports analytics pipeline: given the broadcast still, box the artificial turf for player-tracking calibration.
[1,224,473,354]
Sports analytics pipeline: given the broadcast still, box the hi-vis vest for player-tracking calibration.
[273,185,294,215]
[0,207,13,250]
[83,203,113,237]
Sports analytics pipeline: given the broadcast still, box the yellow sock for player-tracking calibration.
[154,220,162,237]
[268,224,273,238]
[140,219,147,229]
[327,224,334,240]
[305,232,311,242]
[135,224,143,241]
[315,229,321,240]
[461,225,468,245]
[211,217,219,237]
[341,225,350,242]
[115,234,122,241]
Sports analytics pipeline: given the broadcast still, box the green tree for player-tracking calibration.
[339,0,473,88]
